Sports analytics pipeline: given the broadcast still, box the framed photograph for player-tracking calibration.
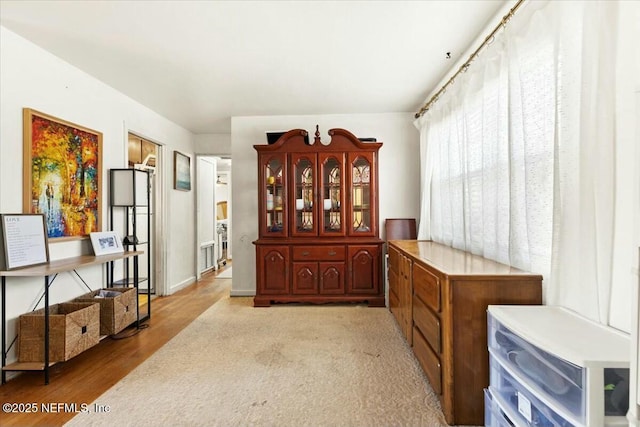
[23,108,103,240]
[0,214,50,270]
[89,231,124,256]
[174,150,191,191]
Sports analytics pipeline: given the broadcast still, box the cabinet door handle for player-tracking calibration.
[328,250,336,256]
[302,251,310,256]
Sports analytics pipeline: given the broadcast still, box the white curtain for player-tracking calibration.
[414,0,638,331]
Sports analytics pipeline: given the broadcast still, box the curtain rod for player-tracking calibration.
[414,0,525,119]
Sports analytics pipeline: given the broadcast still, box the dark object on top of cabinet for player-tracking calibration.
[266,131,310,145]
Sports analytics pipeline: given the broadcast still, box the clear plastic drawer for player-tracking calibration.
[490,351,576,427]
[488,310,586,422]
[485,388,516,427]
[488,308,630,426]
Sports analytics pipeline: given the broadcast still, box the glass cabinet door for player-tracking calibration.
[350,153,375,236]
[262,155,286,237]
[291,153,317,236]
[319,153,344,235]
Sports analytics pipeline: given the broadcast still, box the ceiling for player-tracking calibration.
[0,1,507,134]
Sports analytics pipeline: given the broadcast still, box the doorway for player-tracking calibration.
[126,133,164,301]
[196,155,231,279]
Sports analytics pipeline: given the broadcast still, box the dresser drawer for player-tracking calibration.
[292,246,345,261]
[388,247,400,273]
[389,284,399,313]
[413,326,442,395]
[413,262,440,312]
[388,269,399,294]
[401,254,412,284]
[413,296,441,354]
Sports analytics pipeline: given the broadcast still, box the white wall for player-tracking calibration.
[195,133,231,155]
[0,26,197,363]
[230,113,420,296]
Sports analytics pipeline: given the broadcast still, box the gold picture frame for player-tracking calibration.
[23,108,103,240]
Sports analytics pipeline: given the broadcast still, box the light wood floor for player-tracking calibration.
[0,265,232,427]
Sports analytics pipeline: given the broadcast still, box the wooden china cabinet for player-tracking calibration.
[253,126,384,307]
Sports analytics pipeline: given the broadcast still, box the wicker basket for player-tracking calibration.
[18,302,100,363]
[74,287,137,336]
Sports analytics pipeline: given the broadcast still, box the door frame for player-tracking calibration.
[125,129,167,296]
[195,155,217,280]
[195,153,231,281]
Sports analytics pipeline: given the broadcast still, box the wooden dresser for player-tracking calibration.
[387,240,542,426]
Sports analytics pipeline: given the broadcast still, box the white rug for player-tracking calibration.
[65,297,453,427]
[217,266,232,278]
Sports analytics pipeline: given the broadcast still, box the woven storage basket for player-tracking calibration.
[18,302,100,363]
[74,287,137,335]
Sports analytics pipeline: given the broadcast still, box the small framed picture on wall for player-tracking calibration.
[174,151,191,191]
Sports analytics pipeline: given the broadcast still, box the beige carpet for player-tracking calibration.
[65,297,452,427]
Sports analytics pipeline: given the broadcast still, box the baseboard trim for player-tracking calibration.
[170,276,196,294]
[230,289,256,297]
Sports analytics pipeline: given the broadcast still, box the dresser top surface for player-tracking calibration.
[388,240,541,277]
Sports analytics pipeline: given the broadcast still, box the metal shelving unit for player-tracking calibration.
[109,168,151,324]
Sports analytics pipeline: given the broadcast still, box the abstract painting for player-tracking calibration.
[23,109,103,239]
[174,151,191,191]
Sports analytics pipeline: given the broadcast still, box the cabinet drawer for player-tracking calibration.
[388,269,399,294]
[389,285,399,313]
[413,296,441,354]
[413,262,440,312]
[401,253,412,280]
[413,326,442,395]
[292,246,345,261]
[388,247,399,273]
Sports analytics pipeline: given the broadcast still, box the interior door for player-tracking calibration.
[197,157,216,276]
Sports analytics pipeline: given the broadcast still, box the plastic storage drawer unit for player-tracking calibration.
[490,351,576,426]
[487,305,629,427]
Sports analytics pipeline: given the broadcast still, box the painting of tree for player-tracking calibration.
[23,109,102,239]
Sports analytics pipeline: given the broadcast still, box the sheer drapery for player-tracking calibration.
[415,1,555,283]
[414,0,636,331]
